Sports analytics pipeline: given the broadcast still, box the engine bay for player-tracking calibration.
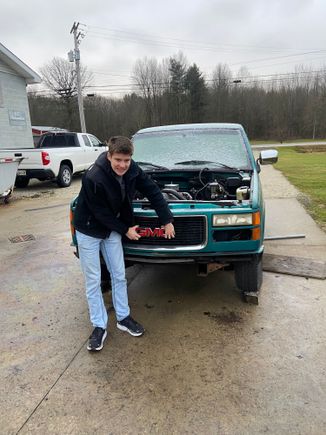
[134,169,253,203]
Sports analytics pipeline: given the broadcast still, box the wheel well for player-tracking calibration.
[60,160,73,172]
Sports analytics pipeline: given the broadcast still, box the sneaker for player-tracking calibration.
[117,316,144,337]
[87,327,107,351]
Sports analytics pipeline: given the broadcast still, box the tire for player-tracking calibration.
[15,176,29,188]
[57,164,72,187]
[234,254,263,293]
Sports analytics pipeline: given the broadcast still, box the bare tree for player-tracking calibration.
[132,57,166,125]
[40,57,92,130]
[40,57,92,99]
[212,63,232,88]
[211,63,232,121]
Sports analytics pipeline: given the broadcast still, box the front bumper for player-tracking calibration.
[124,250,263,264]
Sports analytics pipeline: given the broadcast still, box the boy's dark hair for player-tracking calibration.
[108,136,134,155]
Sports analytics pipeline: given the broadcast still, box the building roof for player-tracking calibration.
[0,42,41,84]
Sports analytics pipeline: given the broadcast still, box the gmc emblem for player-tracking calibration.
[136,227,166,238]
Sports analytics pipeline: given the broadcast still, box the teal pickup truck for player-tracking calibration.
[70,123,278,302]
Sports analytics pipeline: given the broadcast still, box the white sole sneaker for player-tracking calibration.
[87,330,107,351]
[116,322,144,337]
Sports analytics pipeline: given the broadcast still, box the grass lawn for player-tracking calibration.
[274,147,326,230]
[251,138,326,145]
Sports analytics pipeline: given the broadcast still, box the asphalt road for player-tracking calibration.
[1,166,326,435]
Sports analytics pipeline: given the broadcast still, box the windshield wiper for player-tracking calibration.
[137,161,169,170]
[174,160,236,170]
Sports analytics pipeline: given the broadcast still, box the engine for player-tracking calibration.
[134,170,252,202]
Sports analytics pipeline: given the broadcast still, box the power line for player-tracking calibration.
[92,71,131,78]
[230,50,326,67]
[82,68,326,89]
[87,29,323,60]
[83,23,326,69]
[87,31,228,53]
[238,69,326,79]
[239,55,326,71]
[85,29,326,71]
[85,24,323,53]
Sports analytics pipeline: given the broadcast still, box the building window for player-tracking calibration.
[8,110,26,126]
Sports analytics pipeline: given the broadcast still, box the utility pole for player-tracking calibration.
[69,22,86,132]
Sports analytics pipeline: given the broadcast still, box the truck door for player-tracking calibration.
[47,133,83,172]
[81,134,98,169]
[83,134,104,168]
[88,134,103,158]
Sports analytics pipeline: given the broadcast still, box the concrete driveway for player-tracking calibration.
[1,167,325,435]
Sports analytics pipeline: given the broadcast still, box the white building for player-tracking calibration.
[0,43,41,149]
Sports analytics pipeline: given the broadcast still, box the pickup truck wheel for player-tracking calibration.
[15,177,29,188]
[234,254,263,293]
[57,165,72,187]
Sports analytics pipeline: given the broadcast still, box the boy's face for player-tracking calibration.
[108,152,132,176]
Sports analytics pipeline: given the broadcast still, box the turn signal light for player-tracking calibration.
[252,211,261,240]
[252,211,261,225]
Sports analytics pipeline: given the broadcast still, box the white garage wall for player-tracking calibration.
[0,62,34,150]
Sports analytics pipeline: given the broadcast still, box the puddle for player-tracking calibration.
[204,310,242,324]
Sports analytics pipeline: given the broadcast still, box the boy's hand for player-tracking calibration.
[164,223,175,239]
[126,225,141,240]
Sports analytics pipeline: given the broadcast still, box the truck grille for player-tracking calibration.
[127,215,206,247]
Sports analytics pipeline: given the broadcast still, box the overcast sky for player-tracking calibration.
[2,0,326,97]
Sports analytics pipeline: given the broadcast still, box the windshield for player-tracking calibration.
[132,128,251,170]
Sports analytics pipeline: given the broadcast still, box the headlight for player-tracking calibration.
[212,213,253,226]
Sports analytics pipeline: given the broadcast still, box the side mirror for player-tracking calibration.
[257,149,278,166]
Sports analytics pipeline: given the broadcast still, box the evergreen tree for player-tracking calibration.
[168,54,188,123]
[184,64,207,122]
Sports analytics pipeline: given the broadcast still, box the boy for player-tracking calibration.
[74,136,175,351]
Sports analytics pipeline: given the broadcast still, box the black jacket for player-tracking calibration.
[74,152,173,238]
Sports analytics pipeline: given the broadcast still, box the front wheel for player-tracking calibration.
[234,254,263,293]
[57,164,72,187]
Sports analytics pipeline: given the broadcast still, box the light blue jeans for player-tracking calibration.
[76,230,130,329]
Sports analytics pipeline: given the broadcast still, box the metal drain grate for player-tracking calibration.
[9,234,35,243]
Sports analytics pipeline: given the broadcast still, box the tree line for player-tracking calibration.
[28,53,326,141]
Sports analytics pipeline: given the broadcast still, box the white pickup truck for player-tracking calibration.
[0,132,107,188]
